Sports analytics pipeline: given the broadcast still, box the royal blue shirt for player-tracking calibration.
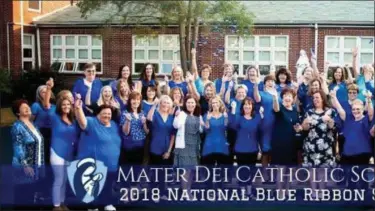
[195,77,205,96]
[77,117,121,172]
[214,79,235,99]
[72,78,103,116]
[297,83,312,115]
[115,95,127,113]
[329,82,348,103]
[120,111,147,150]
[168,81,188,96]
[259,91,276,127]
[142,100,154,117]
[202,114,229,156]
[342,114,372,156]
[150,111,175,155]
[275,83,292,95]
[228,98,242,115]
[49,113,80,161]
[242,80,264,98]
[229,114,261,153]
[31,102,56,129]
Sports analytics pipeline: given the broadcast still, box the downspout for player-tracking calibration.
[314,23,318,60]
[36,25,41,69]
[20,1,24,71]
[6,22,12,73]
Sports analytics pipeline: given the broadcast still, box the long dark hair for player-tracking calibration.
[56,97,75,122]
[331,66,346,84]
[240,97,256,117]
[275,68,292,85]
[312,90,330,110]
[117,65,133,87]
[140,63,156,82]
[126,91,142,113]
[183,95,201,117]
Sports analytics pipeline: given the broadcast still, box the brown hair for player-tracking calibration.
[84,62,96,71]
[56,90,72,102]
[183,95,201,117]
[126,91,142,113]
[308,78,322,96]
[263,74,276,84]
[312,90,330,109]
[56,97,74,122]
[281,87,296,99]
[208,95,226,113]
[200,64,212,77]
[169,87,184,105]
[12,99,29,117]
[331,66,346,84]
[240,97,255,117]
[275,68,292,84]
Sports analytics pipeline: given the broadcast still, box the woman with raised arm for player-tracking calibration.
[110,65,134,96]
[352,47,375,103]
[191,48,212,95]
[214,63,236,99]
[114,79,130,113]
[74,94,121,211]
[166,66,189,96]
[139,63,158,96]
[120,91,149,165]
[169,87,184,115]
[142,85,158,117]
[326,65,350,103]
[173,95,204,200]
[242,66,263,98]
[198,82,216,116]
[44,78,79,211]
[298,77,327,115]
[275,68,295,95]
[89,85,121,122]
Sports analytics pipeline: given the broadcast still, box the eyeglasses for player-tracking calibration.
[348,91,358,94]
[85,69,96,73]
[351,108,361,111]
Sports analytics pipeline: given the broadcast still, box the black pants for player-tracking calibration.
[201,153,231,189]
[13,181,43,210]
[119,147,145,165]
[341,153,372,189]
[148,153,172,194]
[227,129,237,164]
[39,128,51,165]
[236,152,258,186]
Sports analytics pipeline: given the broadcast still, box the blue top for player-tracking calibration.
[150,111,175,155]
[228,98,242,115]
[141,79,156,87]
[72,78,103,116]
[275,83,292,94]
[357,75,375,103]
[195,77,204,96]
[77,117,121,172]
[297,83,312,115]
[115,95,127,113]
[242,80,264,98]
[202,115,229,156]
[169,81,188,96]
[109,80,118,96]
[229,114,261,153]
[342,114,372,156]
[259,91,276,126]
[49,113,80,161]
[31,102,56,129]
[120,111,147,150]
[329,82,348,103]
[142,100,154,116]
[214,79,235,99]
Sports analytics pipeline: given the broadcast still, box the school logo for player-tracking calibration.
[67,158,108,203]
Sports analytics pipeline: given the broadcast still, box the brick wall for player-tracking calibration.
[0,0,13,69]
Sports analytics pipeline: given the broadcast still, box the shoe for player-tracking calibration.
[52,206,64,211]
[104,204,116,211]
[60,204,70,211]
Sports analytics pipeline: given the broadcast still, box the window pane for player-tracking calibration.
[162,63,173,74]
[232,64,239,75]
[344,53,352,63]
[23,35,32,45]
[148,50,159,60]
[360,53,373,64]
[135,63,159,74]
[77,63,86,72]
[65,36,75,46]
[79,49,88,59]
[175,50,180,61]
[243,51,254,61]
[92,36,102,46]
[243,65,253,76]
[327,37,340,48]
[23,62,33,71]
[148,36,159,46]
[53,49,62,59]
[361,38,374,49]
[94,62,102,73]
[78,36,88,46]
[259,51,271,61]
[327,52,340,63]
[63,62,74,71]
[163,50,173,60]
[92,49,101,59]
[344,37,356,49]
[66,49,75,59]
[228,51,239,61]
[29,0,40,10]
[275,65,287,71]
[259,37,271,47]
[275,51,287,62]
[23,48,32,58]
[243,37,255,47]
[53,36,62,46]
[51,61,62,72]
[275,37,287,48]
[259,65,270,76]
[227,36,239,48]
[134,50,145,60]
[135,36,147,47]
[163,36,177,48]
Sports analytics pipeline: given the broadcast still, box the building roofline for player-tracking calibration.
[32,3,75,22]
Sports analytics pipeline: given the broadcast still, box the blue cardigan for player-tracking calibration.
[72,78,103,116]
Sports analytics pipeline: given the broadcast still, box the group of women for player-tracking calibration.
[11,48,375,210]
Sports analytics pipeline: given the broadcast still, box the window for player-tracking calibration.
[28,0,41,12]
[50,35,103,73]
[325,36,374,67]
[133,35,180,74]
[23,34,35,71]
[225,35,289,78]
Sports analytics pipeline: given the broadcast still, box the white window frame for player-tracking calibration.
[324,36,375,67]
[50,34,103,74]
[132,34,180,75]
[225,35,289,78]
[22,33,35,70]
[28,0,41,13]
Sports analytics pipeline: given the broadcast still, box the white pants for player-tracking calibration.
[50,149,69,207]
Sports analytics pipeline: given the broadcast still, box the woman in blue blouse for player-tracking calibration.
[167,66,189,96]
[297,66,314,114]
[120,91,150,165]
[114,79,130,113]
[242,65,263,99]
[142,85,158,116]
[74,94,121,211]
[72,63,103,116]
[229,97,261,196]
[191,48,212,96]
[11,99,45,207]
[110,65,134,96]
[352,48,374,103]
[44,78,79,211]
[31,84,55,165]
[139,63,157,97]
[275,68,293,94]
[327,66,353,103]
[215,63,236,99]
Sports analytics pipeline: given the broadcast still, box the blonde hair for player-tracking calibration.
[362,64,374,77]
[56,90,72,102]
[169,87,184,105]
[235,84,248,95]
[36,85,55,103]
[97,85,119,108]
[352,99,364,108]
[204,82,216,97]
[158,95,173,113]
[209,95,226,113]
[347,83,359,93]
[171,66,184,81]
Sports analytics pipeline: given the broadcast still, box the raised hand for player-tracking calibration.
[46,77,54,88]
[124,113,132,121]
[228,80,234,89]
[164,75,169,83]
[268,87,278,97]
[352,47,358,58]
[206,112,212,121]
[74,93,82,109]
[191,48,196,55]
[141,115,147,124]
[231,101,237,110]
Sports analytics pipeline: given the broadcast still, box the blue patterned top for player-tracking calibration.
[120,111,147,149]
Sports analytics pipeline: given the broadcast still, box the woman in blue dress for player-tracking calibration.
[297,66,314,115]
[214,63,236,99]
[11,99,45,208]
[167,66,188,96]
[74,94,121,211]
[43,78,79,211]
[139,63,157,97]
[120,91,149,165]
[142,85,157,117]
[31,84,55,165]
[242,65,263,99]
[229,97,261,196]
[114,79,130,113]
[110,65,134,96]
